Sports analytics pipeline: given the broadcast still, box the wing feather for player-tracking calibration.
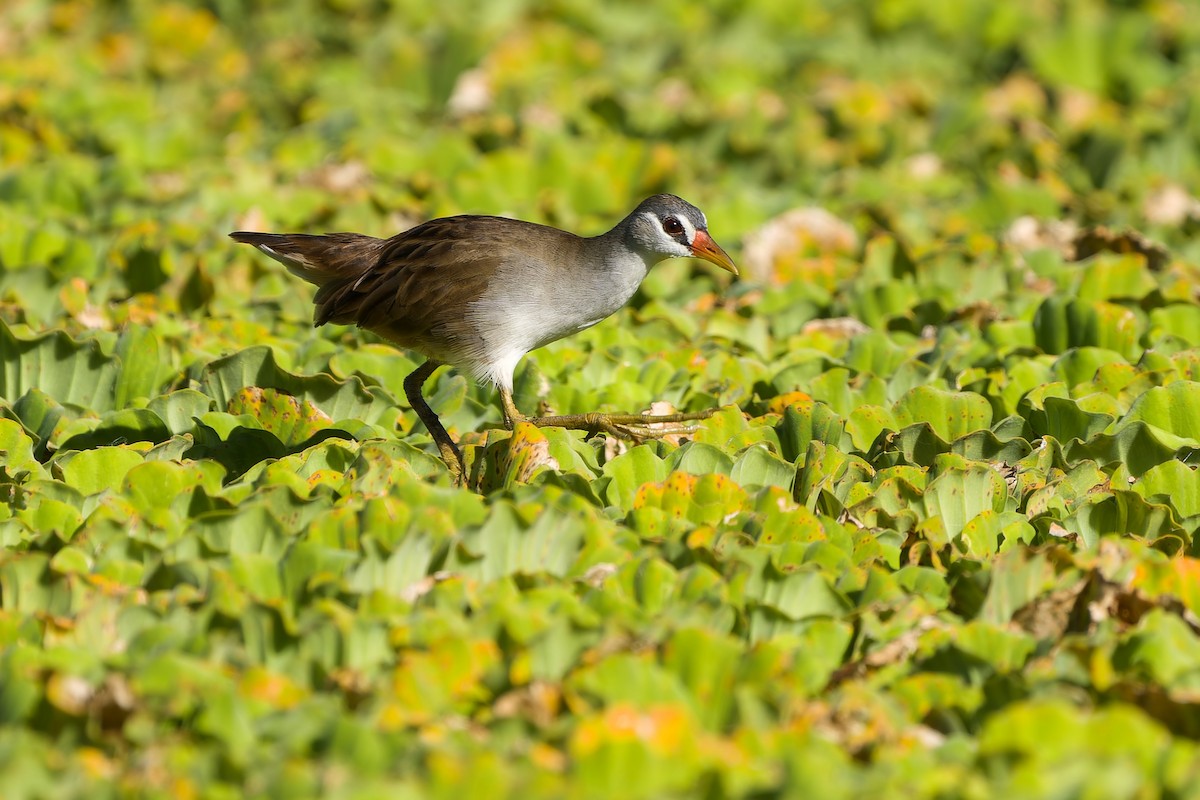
[233,215,582,367]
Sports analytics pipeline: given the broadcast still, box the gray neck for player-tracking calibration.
[594,215,673,274]
[580,228,652,310]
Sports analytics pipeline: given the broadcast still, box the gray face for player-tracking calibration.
[636,194,708,238]
[625,194,709,261]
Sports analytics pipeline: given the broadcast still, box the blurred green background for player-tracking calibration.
[5,1,1200,797]
[4,0,1199,309]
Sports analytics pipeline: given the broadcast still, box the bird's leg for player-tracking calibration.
[404,360,464,483]
[498,387,716,442]
[499,387,524,429]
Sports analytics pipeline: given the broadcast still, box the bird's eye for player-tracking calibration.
[662,217,685,236]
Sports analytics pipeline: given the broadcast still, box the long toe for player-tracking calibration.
[574,409,717,427]
[527,411,708,442]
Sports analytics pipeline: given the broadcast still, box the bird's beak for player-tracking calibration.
[690,230,739,275]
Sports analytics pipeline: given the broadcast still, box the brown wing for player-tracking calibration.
[312,216,510,349]
[235,215,578,359]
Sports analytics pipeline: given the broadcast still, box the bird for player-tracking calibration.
[230,194,737,482]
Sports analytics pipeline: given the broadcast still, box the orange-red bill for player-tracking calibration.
[690,230,738,275]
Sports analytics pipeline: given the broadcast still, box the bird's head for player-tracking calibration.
[625,194,738,275]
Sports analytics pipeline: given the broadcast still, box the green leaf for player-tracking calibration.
[1115,609,1200,689]
[1038,396,1116,443]
[921,460,1008,541]
[730,445,795,490]
[663,441,734,476]
[0,321,119,413]
[662,627,742,730]
[113,326,166,408]
[1148,305,1200,348]
[447,499,589,580]
[1063,490,1186,549]
[227,386,334,447]
[0,419,44,482]
[744,560,849,625]
[1063,422,1186,477]
[1131,461,1200,520]
[977,550,1057,625]
[601,445,668,510]
[1051,347,1128,389]
[1112,381,1200,446]
[10,388,64,458]
[58,447,145,495]
[952,620,1036,673]
[122,459,226,513]
[146,389,213,435]
[846,404,895,451]
[328,343,420,389]
[56,407,171,451]
[894,386,992,442]
[1033,297,1141,359]
[774,402,844,463]
[1075,254,1157,303]
[199,347,395,424]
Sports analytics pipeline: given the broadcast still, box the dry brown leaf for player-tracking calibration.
[826,616,948,688]
[447,68,492,117]
[493,681,561,728]
[582,563,617,588]
[741,207,858,284]
[1073,226,1170,271]
[304,160,369,195]
[1005,215,1078,259]
[801,317,869,339]
[1012,580,1087,640]
[1144,184,1200,226]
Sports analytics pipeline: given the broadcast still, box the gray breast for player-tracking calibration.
[456,247,651,383]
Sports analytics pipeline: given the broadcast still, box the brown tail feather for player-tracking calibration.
[229,232,385,287]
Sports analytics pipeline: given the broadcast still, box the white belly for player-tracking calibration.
[459,254,649,390]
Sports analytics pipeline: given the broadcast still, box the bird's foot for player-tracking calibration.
[435,440,466,486]
[513,408,717,443]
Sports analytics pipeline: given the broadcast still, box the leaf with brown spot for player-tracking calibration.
[227,386,333,446]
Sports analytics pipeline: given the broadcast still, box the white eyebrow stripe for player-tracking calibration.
[678,214,697,245]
